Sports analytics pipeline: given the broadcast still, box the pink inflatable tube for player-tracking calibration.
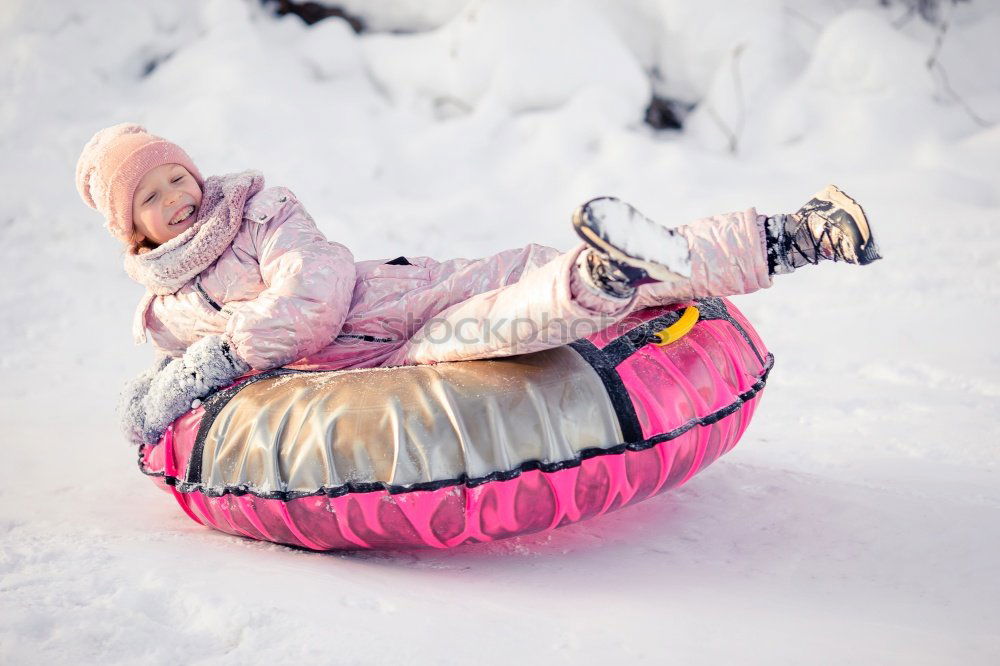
[137,297,771,550]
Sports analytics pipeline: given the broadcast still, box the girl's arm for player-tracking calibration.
[222,191,356,371]
[116,352,172,446]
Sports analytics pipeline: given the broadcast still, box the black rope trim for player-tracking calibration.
[138,353,773,500]
[136,297,771,500]
[183,367,308,485]
[567,339,644,443]
[586,298,765,369]
[597,309,684,366]
[694,297,766,367]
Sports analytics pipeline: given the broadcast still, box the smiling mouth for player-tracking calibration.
[169,205,196,225]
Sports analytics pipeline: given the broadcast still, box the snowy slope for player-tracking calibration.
[1,0,998,663]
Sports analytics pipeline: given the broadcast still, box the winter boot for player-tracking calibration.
[765,184,882,275]
[572,196,692,298]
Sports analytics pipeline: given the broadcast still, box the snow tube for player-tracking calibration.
[137,297,772,550]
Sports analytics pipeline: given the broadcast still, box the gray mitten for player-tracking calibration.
[117,354,172,446]
[138,335,251,446]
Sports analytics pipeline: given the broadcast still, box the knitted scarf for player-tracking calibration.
[123,170,265,296]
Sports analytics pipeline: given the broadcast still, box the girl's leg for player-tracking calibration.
[384,246,634,366]
[632,208,772,309]
[386,210,774,366]
[386,187,877,366]
[588,185,879,310]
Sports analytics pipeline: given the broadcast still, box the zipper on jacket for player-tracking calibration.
[339,333,395,343]
[194,276,222,312]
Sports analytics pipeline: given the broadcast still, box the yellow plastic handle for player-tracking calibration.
[651,306,700,346]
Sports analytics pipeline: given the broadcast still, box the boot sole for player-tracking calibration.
[573,197,692,282]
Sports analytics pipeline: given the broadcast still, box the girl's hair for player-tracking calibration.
[125,232,158,256]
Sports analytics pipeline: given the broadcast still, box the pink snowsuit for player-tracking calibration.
[133,186,772,372]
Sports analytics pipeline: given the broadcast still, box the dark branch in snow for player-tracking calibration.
[880,0,969,27]
[644,95,688,131]
[924,11,991,127]
[260,0,366,33]
[141,51,174,78]
[643,67,693,131]
[783,6,822,32]
[704,44,747,154]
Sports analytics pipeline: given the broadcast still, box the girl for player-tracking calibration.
[76,124,881,446]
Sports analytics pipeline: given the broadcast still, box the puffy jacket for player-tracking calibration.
[134,187,771,372]
[134,187,571,371]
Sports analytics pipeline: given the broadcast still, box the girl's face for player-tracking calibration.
[131,163,202,246]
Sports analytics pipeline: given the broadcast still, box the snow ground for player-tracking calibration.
[1,0,998,663]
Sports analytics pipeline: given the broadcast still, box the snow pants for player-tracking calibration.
[381,208,771,366]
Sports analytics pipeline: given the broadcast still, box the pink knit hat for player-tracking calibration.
[76,123,205,244]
